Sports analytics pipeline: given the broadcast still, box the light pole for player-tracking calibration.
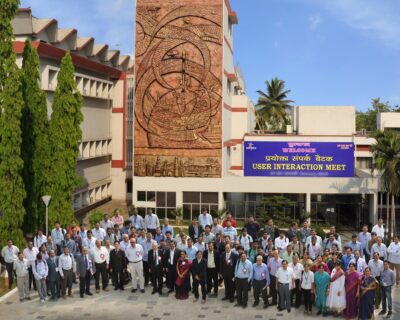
[42,195,51,236]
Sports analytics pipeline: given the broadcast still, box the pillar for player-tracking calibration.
[369,193,378,225]
[218,191,224,211]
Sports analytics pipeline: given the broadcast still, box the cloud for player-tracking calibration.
[308,14,321,30]
[321,0,400,49]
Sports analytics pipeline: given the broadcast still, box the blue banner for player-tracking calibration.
[244,141,354,177]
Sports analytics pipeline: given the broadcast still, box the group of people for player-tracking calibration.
[1,209,399,319]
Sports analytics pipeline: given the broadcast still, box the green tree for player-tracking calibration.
[45,53,83,226]
[356,98,398,132]
[372,130,400,239]
[0,0,26,248]
[255,78,293,131]
[21,40,51,233]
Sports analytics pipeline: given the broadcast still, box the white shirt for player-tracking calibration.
[145,214,160,229]
[368,259,384,278]
[83,237,97,250]
[23,247,39,266]
[301,270,314,290]
[388,242,400,264]
[34,235,47,249]
[91,228,106,241]
[58,254,75,276]
[125,244,144,263]
[91,246,110,264]
[276,267,294,285]
[33,260,48,280]
[14,258,29,277]
[350,257,367,273]
[100,220,114,231]
[239,234,253,251]
[288,262,304,280]
[1,245,19,263]
[223,227,237,242]
[275,237,289,254]
[207,250,216,268]
[371,224,384,239]
[198,213,213,229]
[308,243,322,260]
[371,243,388,260]
[306,235,323,248]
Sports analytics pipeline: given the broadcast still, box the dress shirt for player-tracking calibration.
[198,213,213,229]
[14,258,29,277]
[162,225,174,237]
[177,243,188,251]
[239,234,253,251]
[235,259,253,281]
[346,241,363,256]
[276,267,294,285]
[78,230,87,240]
[91,246,110,264]
[168,249,176,265]
[368,259,384,278]
[342,254,354,271]
[288,262,304,279]
[252,262,270,284]
[275,237,289,254]
[23,247,39,266]
[387,242,400,264]
[371,243,388,260]
[34,235,47,249]
[350,257,367,273]
[1,245,19,263]
[260,237,270,250]
[301,270,314,289]
[120,240,130,252]
[203,232,215,244]
[51,228,65,245]
[58,254,75,276]
[111,215,124,228]
[306,235,323,248]
[33,260,48,280]
[154,233,165,245]
[211,224,224,236]
[194,242,206,252]
[381,268,395,287]
[144,214,160,230]
[91,228,106,241]
[62,239,77,255]
[358,232,371,251]
[83,237,97,251]
[100,219,113,230]
[308,244,322,260]
[267,257,283,276]
[371,224,385,239]
[300,228,311,244]
[129,214,145,230]
[125,244,144,263]
[324,239,340,252]
[142,240,157,261]
[207,250,216,268]
[185,246,198,261]
[223,227,237,242]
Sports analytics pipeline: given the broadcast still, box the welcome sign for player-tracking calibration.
[244,141,354,177]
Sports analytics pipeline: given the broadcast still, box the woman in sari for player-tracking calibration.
[343,262,361,319]
[314,264,331,316]
[322,249,331,263]
[312,255,330,273]
[327,262,346,316]
[359,267,377,320]
[327,252,343,273]
[301,251,313,269]
[175,251,192,300]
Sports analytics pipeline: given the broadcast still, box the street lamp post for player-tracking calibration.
[42,195,51,236]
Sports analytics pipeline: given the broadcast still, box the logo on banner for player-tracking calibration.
[245,142,256,151]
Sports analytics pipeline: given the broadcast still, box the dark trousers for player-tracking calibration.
[61,269,73,296]
[279,283,291,311]
[235,278,249,305]
[94,262,108,290]
[206,267,218,294]
[303,289,312,311]
[269,275,278,304]
[113,267,124,289]
[291,279,301,307]
[223,272,235,299]
[151,267,163,293]
[48,278,60,298]
[167,265,177,290]
[28,266,37,290]
[381,285,392,312]
[5,262,14,288]
[143,261,150,285]
[253,279,268,305]
[193,279,207,300]
[79,270,91,295]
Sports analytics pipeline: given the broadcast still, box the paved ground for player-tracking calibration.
[0,283,399,320]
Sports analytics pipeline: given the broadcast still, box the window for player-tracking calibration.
[356,157,373,169]
[126,180,132,193]
[182,192,218,220]
[226,78,231,95]
[137,191,155,202]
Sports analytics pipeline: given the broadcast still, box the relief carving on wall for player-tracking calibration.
[134,1,222,177]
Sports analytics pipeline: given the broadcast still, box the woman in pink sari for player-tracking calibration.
[175,251,192,300]
[343,262,361,319]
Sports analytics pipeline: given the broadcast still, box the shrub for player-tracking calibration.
[89,210,104,228]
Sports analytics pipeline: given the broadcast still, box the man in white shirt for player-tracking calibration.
[58,246,76,298]
[125,238,145,293]
[307,237,322,261]
[211,217,224,236]
[223,220,237,242]
[23,241,39,290]
[388,235,400,287]
[14,252,30,301]
[305,229,322,248]
[51,221,65,255]
[288,255,304,308]
[371,237,388,261]
[83,230,96,251]
[1,239,19,289]
[350,250,367,273]
[99,213,114,231]
[145,209,160,236]
[371,218,385,239]
[32,253,48,303]
[34,230,47,249]
[91,240,110,293]
[275,260,294,313]
[198,208,212,229]
[239,228,253,252]
[358,225,371,259]
[92,223,106,242]
[275,230,289,257]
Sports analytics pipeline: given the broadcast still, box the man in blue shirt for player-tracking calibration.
[342,247,354,271]
[379,260,395,318]
[252,255,270,308]
[346,235,363,257]
[161,218,174,237]
[234,252,253,309]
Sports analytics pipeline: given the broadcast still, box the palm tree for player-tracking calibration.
[255,77,294,131]
[372,130,400,240]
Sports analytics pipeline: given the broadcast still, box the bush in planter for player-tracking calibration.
[89,210,104,228]
[314,224,327,239]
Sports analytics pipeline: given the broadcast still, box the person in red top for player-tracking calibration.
[221,212,236,228]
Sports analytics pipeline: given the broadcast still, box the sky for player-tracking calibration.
[20,0,400,111]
